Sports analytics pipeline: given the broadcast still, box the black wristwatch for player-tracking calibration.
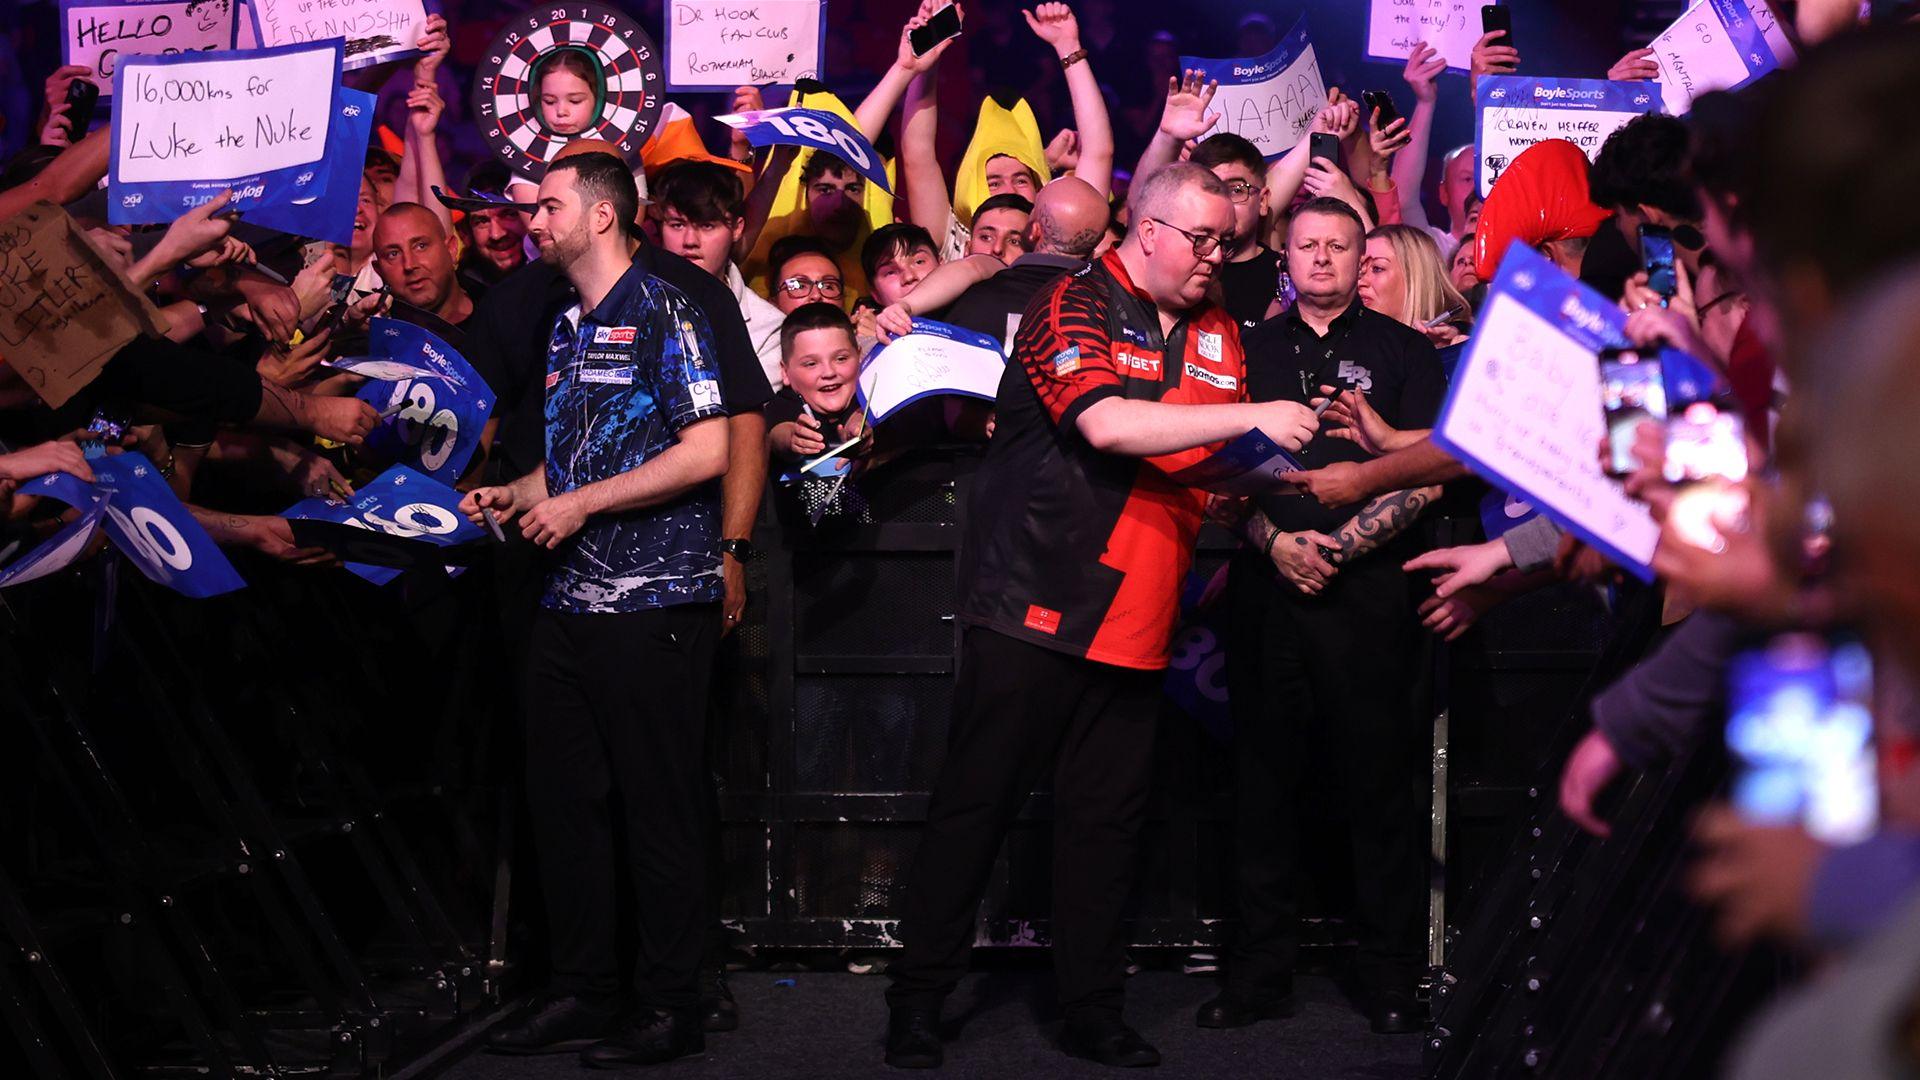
[720,538,755,561]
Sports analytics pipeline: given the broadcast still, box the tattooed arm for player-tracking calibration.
[1241,484,1441,594]
[1326,484,1442,565]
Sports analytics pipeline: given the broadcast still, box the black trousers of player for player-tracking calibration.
[887,627,1160,1018]
[523,602,720,1012]
[1223,553,1429,999]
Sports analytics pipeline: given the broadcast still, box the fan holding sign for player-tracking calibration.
[1179,16,1328,160]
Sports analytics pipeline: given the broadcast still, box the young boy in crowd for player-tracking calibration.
[767,302,868,461]
[652,159,787,388]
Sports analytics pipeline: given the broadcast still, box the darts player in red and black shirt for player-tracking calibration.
[882,163,1319,1071]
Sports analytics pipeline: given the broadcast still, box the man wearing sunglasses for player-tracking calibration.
[883,163,1318,1070]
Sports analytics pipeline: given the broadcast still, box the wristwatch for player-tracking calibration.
[720,538,755,561]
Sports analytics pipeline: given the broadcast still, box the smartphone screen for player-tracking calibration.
[1727,635,1878,845]
[909,4,962,56]
[1309,132,1340,166]
[1640,225,1677,299]
[1481,4,1512,39]
[1662,401,1747,484]
[1599,350,1665,476]
[1363,90,1401,129]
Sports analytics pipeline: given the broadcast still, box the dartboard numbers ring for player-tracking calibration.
[472,3,665,177]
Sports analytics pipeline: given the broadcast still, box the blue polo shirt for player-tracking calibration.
[542,261,727,614]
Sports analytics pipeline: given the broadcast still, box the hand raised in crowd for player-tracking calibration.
[728,85,765,161]
[0,439,95,485]
[338,290,389,335]
[260,326,335,388]
[39,102,74,148]
[1368,111,1412,163]
[187,236,257,270]
[460,485,520,527]
[1470,30,1521,78]
[141,190,238,276]
[898,1,962,73]
[1314,95,1359,139]
[291,254,341,322]
[1684,804,1826,948]
[1022,3,1081,52]
[1608,46,1661,81]
[1418,583,1501,642]
[1318,385,1403,456]
[1269,529,1341,595]
[1158,70,1223,143]
[407,80,446,139]
[1046,128,1082,174]
[235,275,304,347]
[1402,42,1447,103]
[1404,538,1515,598]
[38,65,90,142]
[1301,158,1366,216]
[1559,728,1623,837]
[519,491,589,549]
[788,412,831,458]
[1650,478,1798,622]
[304,394,379,446]
[414,13,451,81]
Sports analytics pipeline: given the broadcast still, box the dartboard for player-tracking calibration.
[472,3,666,178]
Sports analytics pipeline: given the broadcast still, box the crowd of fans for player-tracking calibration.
[3,0,1920,1074]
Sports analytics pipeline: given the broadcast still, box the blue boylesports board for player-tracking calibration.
[32,452,246,596]
[283,464,481,585]
[354,318,493,485]
[1474,76,1660,197]
[1431,245,1661,580]
[713,107,892,193]
[1167,429,1306,496]
[1650,0,1781,115]
[243,86,375,245]
[856,318,1005,424]
[0,499,109,589]
[108,40,343,224]
[1179,16,1326,160]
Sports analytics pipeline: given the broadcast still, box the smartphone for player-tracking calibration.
[1598,347,1666,476]
[1640,225,1677,300]
[1481,4,1512,41]
[1726,635,1878,845]
[1663,401,1750,551]
[1362,90,1401,130]
[1309,132,1340,166]
[909,3,962,57]
[63,78,101,143]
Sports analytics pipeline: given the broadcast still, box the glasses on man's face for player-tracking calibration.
[779,275,844,299]
[1148,218,1224,259]
[1223,179,1262,205]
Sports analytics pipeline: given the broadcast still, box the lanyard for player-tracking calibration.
[1293,313,1355,400]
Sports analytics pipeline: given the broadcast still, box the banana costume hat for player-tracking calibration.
[742,86,897,301]
[952,96,1052,229]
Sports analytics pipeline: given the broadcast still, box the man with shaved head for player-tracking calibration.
[882,163,1319,1070]
[940,175,1110,349]
[372,202,474,326]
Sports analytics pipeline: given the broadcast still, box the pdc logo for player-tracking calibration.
[121,193,143,207]
[295,171,315,185]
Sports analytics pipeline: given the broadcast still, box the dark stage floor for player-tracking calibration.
[441,968,1425,1079]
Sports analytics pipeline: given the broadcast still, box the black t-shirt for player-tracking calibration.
[937,253,1085,350]
[1218,246,1282,331]
[465,243,773,480]
[1243,299,1446,537]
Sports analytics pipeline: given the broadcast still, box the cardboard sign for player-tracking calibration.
[1180,16,1327,159]
[857,319,1004,423]
[1649,0,1779,116]
[1474,76,1660,197]
[248,0,425,70]
[0,500,108,589]
[34,454,247,597]
[714,107,892,193]
[353,318,492,484]
[666,0,825,91]
[62,0,239,94]
[1167,429,1306,495]
[242,85,375,245]
[1431,245,1660,580]
[1365,0,1486,75]
[0,201,171,409]
[109,41,342,224]
[283,464,482,585]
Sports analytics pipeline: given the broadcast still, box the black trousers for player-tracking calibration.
[523,602,719,1011]
[1223,553,1429,998]
[887,627,1160,1018]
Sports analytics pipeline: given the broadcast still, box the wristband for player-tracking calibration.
[1262,524,1282,562]
[1059,48,1088,71]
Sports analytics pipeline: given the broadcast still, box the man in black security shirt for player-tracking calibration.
[1199,197,1443,1038]
[459,142,771,1048]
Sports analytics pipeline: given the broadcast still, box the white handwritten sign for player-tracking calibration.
[1432,244,1659,579]
[1649,0,1778,116]
[1474,76,1660,197]
[1180,16,1327,160]
[666,0,825,91]
[249,0,423,70]
[1365,0,1483,74]
[61,0,239,95]
[108,41,340,224]
[858,319,1004,423]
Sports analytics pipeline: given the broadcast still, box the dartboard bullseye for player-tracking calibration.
[472,3,666,177]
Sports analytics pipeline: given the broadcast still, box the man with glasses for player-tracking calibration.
[882,163,1319,1070]
[765,236,848,315]
[1190,133,1285,330]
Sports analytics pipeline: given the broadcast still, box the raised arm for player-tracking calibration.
[736,144,800,261]
[855,1,961,140]
[1391,43,1447,230]
[1134,70,1221,182]
[897,6,962,235]
[0,125,110,222]
[1025,4,1112,196]
[1267,98,1353,210]
[1467,30,1520,102]
[396,16,455,234]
